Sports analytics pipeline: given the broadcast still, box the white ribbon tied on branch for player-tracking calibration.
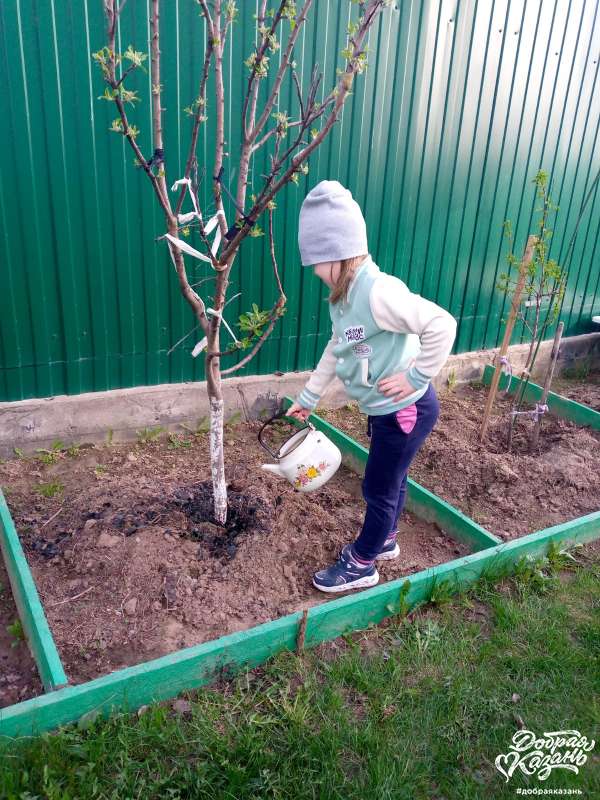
[165,177,227,265]
[190,308,240,358]
[163,178,238,359]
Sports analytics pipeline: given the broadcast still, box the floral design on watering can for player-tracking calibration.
[294,461,329,489]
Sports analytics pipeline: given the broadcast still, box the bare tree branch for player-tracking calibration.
[242,1,283,141]
[150,0,170,210]
[169,4,222,268]
[217,205,286,374]
[102,0,171,218]
[247,0,315,144]
[221,0,387,264]
[175,37,213,217]
[197,0,214,27]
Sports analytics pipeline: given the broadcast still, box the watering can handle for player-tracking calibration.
[257,408,313,460]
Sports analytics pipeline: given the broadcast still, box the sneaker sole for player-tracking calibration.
[375,543,401,561]
[312,570,380,594]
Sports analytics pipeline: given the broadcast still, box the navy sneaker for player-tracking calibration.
[376,532,400,561]
[313,544,379,593]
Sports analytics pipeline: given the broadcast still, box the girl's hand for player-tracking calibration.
[286,401,311,421]
[377,372,415,402]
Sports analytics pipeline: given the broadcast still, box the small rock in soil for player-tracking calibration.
[123,597,138,616]
[163,573,179,607]
[97,532,121,548]
[83,519,97,532]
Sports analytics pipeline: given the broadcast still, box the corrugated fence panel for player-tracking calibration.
[0,0,599,402]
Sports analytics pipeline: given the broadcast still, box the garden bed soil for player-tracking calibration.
[320,382,600,540]
[0,422,470,685]
[0,558,41,708]
[553,368,600,411]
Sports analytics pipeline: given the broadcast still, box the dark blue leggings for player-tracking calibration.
[352,383,440,561]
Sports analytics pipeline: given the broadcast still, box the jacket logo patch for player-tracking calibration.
[344,325,365,343]
[352,343,372,359]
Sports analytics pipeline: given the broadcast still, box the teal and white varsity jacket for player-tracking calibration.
[297,255,457,416]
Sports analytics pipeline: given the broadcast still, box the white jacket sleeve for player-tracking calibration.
[296,329,338,410]
[369,274,457,390]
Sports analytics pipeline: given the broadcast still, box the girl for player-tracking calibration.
[286,180,457,593]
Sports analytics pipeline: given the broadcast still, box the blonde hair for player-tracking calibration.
[328,253,369,305]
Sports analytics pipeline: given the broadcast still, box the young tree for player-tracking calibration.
[496,171,566,449]
[497,171,565,376]
[94,0,395,524]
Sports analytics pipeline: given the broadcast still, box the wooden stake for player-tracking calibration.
[480,234,539,441]
[530,321,564,451]
[296,609,308,652]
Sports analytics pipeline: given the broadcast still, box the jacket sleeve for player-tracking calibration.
[296,329,338,409]
[369,274,457,391]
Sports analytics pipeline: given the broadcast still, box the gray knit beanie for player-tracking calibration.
[298,180,369,266]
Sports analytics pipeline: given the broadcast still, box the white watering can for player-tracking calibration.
[258,409,342,492]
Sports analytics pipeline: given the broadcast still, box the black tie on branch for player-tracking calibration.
[143,148,164,170]
[213,166,255,241]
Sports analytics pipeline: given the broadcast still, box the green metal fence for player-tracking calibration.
[1,0,599,402]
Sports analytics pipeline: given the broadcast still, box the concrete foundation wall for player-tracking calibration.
[1,333,599,457]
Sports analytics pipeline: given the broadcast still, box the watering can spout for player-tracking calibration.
[261,463,285,478]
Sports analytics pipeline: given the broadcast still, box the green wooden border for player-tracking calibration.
[2,508,599,737]
[482,364,600,430]
[281,397,501,551]
[0,489,68,692]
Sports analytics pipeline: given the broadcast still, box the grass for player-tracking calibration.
[560,358,594,382]
[35,440,65,465]
[179,416,211,436]
[135,426,166,444]
[5,618,24,647]
[1,544,599,799]
[35,481,64,498]
[168,432,193,450]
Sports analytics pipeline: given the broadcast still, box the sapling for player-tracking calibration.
[94,0,396,524]
[495,171,566,450]
[498,171,565,376]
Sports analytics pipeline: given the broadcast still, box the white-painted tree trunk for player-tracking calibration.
[210,396,227,525]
